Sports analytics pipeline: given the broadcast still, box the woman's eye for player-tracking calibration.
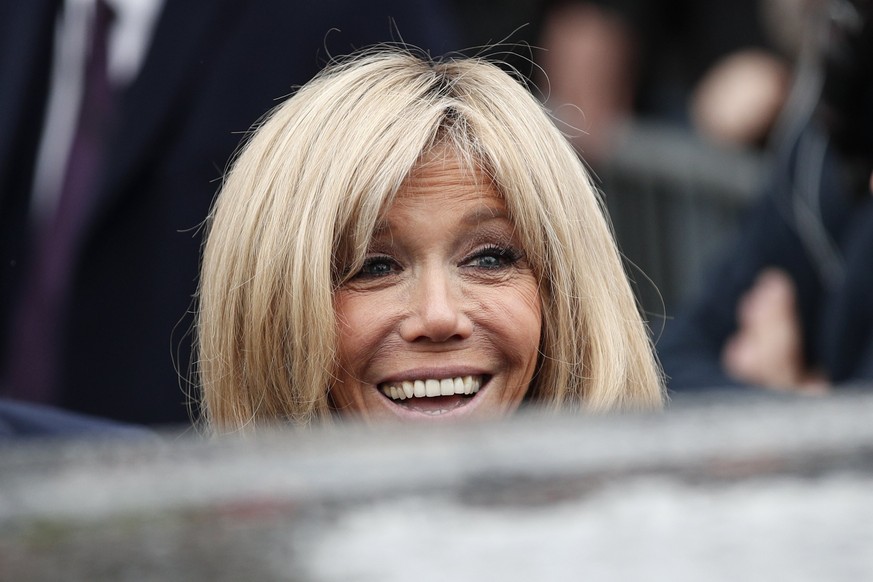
[464,245,522,269]
[355,256,399,278]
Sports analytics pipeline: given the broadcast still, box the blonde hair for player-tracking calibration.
[197,49,664,432]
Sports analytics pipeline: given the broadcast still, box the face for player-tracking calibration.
[331,149,542,423]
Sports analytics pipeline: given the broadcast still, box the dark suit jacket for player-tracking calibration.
[0,0,457,425]
[658,123,873,392]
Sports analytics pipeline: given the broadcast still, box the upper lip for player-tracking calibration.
[376,366,490,385]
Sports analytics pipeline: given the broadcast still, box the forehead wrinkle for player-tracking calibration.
[400,142,493,196]
[374,145,514,238]
[394,172,507,221]
[400,169,484,195]
[380,194,510,239]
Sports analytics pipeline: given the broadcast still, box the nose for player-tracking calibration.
[399,267,473,343]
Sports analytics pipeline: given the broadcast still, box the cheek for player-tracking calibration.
[516,286,543,371]
[477,279,542,367]
[334,292,371,370]
[332,291,388,413]
[334,289,399,372]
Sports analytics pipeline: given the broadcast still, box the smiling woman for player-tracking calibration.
[331,146,542,422]
[195,49,664,432]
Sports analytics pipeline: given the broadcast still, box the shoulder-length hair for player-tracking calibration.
[196,49,663,431]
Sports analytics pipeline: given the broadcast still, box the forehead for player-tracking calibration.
[391,147,506,216]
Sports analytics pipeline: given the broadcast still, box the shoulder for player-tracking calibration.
[0,398,154,439]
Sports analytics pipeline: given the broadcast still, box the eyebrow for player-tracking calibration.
[460,205,510,226]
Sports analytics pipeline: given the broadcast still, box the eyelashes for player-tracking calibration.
[462,244,524,270]
[355,255,399,279]
[350,243,525,281]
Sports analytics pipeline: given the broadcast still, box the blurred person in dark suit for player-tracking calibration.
[0,0,457,426]
[659,0,873,394]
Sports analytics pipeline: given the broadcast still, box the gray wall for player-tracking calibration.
[2,390,872,580]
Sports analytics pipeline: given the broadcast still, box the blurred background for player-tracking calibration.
[2,0,869,425]
[447,0,821,317]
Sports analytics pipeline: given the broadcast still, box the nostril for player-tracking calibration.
[399,306,473,343]
[398,274,473,342]
[399,317,471,343]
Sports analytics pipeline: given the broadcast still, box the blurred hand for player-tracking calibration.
[722,268,829,393]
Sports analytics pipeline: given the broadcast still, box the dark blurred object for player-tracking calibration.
[816,0,873,191]
[0,396,151,439]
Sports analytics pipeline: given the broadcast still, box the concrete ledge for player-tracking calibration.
[2,389,872,580]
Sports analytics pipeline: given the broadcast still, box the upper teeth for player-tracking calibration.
[380,376,482,401]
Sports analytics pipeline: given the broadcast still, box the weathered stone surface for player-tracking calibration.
[1,389,872,580]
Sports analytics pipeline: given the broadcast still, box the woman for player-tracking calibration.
[197,49,663,431]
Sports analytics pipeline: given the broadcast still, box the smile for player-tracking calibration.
[379,375,483,400]
[378,375,485,416]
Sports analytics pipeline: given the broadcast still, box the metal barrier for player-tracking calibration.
[598,121,770,317]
